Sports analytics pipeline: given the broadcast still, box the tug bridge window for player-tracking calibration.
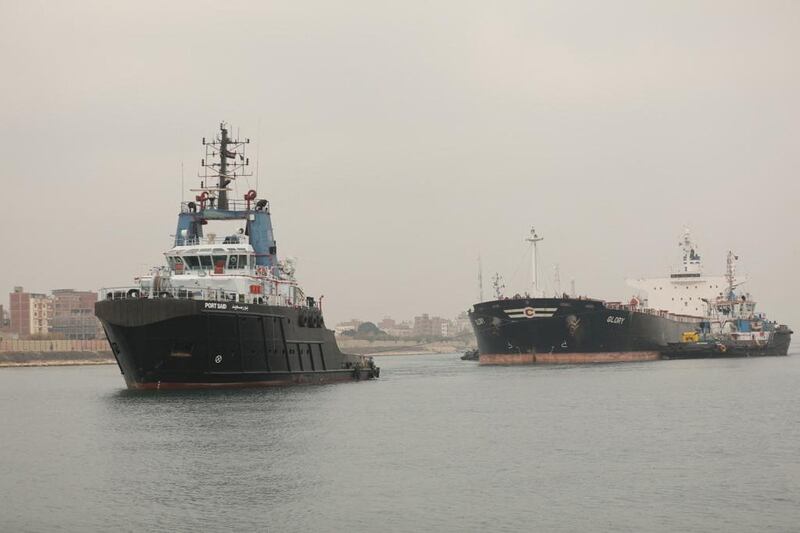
[226,254,250,269]
[167,256,184,270]
[213,255,227,269]
[168,254,251,271]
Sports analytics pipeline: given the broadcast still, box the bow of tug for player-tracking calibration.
[97,297,378,389]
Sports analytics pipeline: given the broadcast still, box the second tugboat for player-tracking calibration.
[96,123,379,389]
[661,251,792,358]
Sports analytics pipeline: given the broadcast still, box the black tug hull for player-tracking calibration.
[469,297,699,365]
[96,299,378,389]
[661,329,793,359]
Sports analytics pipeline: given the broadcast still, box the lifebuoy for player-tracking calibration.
[718,344,727,353]
[127,289,140,299]
[244,189,257,201]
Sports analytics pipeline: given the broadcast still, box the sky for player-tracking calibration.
[1,0,799,327]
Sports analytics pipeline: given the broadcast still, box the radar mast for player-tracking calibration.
[525,227,544,296]
[199,122,252,210]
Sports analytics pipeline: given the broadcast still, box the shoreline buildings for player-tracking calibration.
[335,312,473,340]
[4,287,101,340]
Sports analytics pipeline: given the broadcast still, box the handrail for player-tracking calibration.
[180,199,269,213]
[172,236,252,247]
[605,302,702,323]
[100,285,316,309]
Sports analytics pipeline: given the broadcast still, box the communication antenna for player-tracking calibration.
[180,160,184,202]
[525,227,544,296]
[570,279,576,298]
[553,264,561,297]
[726,251,739,299]
[255,117,262,191]
[478,254,484,302]
[492,273,505,300]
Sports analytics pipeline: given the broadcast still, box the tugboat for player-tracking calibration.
[460,349,479,361]
[96,123,379,389]
[661,251,792,358]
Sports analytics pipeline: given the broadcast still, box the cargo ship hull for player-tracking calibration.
[96,299,378,389]
[469,297,699,365]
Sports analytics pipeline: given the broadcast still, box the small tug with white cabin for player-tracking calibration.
[661,250,792,358]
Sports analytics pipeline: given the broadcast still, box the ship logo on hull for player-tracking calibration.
[504,307,557,319]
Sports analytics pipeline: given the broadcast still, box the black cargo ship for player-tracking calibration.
[96,123,378,389]
[469,229,791,364]
[470,297,695,364]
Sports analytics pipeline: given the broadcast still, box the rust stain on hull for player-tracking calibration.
[479,351,660,365]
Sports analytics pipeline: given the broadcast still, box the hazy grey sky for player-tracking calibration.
[2,1,799,327]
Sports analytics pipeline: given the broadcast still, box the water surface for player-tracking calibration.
[1,349,799,532]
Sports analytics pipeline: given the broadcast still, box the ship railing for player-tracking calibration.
[101,286,310,308]
[180,199,269,214]
[605,302,701,323]
[171,235,252,246]
[102,286,237,302]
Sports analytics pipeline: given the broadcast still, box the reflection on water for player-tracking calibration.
[1,348,799,532]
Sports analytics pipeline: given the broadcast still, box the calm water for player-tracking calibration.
[1,348,799,532]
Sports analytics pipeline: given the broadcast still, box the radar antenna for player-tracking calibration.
[199,122,252,210]
[553,264,561,297]
[678,227,702,274]
[478,254,484,302]
[492,273,505,300]
[726,251,739,300]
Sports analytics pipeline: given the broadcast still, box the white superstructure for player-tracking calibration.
[627,229,740,318]
[130,231,306,307]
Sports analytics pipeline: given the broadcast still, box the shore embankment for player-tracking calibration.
[336,338,475,356]
[0,337,476,367]
[0,339,114,367]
